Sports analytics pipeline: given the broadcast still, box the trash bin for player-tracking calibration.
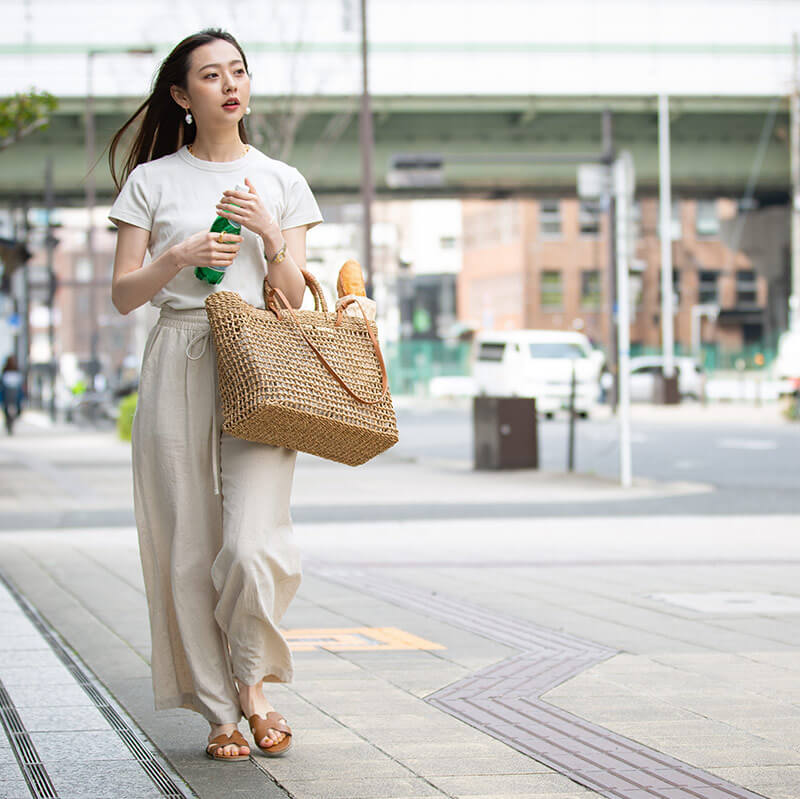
[652,370,680,404]
[473,396,538,470]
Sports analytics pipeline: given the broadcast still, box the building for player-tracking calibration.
[458,196,768,358]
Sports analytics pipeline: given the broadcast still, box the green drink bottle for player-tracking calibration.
[195,183,247,285]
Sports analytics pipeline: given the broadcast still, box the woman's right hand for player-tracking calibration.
[172,230,243,271]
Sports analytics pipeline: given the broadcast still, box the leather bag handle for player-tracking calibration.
[265,277,389,406]
[263,268,327,313]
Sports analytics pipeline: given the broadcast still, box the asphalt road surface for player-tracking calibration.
[392,404,800,517]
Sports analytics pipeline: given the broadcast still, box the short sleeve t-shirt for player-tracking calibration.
[108,144,323,310]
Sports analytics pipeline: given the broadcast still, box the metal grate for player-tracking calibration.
[0,572,194,799]
[307,562,769,799]
[0,678,58,798]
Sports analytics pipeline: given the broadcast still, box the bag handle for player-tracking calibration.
[266,282,389,406]
[263,268,327,313]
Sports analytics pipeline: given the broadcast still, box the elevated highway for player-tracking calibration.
[0,94,791,205]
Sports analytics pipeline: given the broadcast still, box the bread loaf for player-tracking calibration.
[337,259,366,297]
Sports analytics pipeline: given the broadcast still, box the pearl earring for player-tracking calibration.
[185,109,193,125]
[245,106,251,115]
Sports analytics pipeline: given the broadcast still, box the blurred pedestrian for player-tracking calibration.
[1,355,24,434]
[107,28,322,762]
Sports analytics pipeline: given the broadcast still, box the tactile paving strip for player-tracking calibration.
[307,562,768,799]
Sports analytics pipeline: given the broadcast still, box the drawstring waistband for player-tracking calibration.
[186,330,209,361]
[158,307,222,496]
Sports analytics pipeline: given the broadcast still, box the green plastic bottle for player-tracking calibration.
[195,183,247,285]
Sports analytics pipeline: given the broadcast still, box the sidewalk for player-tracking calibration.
[1,417,799,799]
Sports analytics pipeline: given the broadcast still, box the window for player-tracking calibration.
[529,342,587,359]
[698,269,719,304]
[477,342,506,362]
[579,200,601,236]
[736,270,758,305]
[696,200,719,237]
[631,364,663,377]
[539,199,561,237]
[580,270,602,310]
[541,270,563,310]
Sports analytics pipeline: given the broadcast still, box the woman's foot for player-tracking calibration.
[207,722,250,759]
[238,680,287,749]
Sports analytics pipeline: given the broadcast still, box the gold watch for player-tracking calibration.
[266,241,287,264]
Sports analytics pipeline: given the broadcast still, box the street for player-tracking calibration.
[393,402,800,516]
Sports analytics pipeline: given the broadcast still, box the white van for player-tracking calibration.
[472,330,602,417]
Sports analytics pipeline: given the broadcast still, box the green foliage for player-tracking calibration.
[0,89,58,150]
[117,392,138,441]
[783,394,800,422]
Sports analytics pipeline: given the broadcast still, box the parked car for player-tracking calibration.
[628,355,705,402]
[472,330,603,417]
[774,330,800,394]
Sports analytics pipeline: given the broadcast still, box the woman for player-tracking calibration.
[1,355,24,434]
[107,28,322,761]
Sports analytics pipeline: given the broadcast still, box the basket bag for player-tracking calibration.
[204,268,398,465]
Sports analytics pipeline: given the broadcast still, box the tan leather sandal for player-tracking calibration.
[206,729,251,762]
[248,711,293,756]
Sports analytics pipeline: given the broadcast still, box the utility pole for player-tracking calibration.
[359,0,375,297]
[86,50,99,390]
[45,156,57,422]
[20,201,31,396]
[790,33,800,331]
[602,109,617,411]
[658,93,676,381]
[614,151,635,488]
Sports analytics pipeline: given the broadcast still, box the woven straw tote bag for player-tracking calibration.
[204,268,398,465]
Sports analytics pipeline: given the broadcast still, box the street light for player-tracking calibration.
[85,46,154,394]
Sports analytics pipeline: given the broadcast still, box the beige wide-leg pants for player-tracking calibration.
[131,306,302,724]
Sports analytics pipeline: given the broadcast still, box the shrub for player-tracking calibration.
[117,392,138,441]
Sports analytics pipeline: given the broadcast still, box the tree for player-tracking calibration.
[0,89,58,151]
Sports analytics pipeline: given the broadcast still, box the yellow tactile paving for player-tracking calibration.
[282,626,445,651]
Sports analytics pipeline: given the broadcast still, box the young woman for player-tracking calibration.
[107,29,322,761]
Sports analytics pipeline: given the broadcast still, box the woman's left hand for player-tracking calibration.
[216,178,277,240]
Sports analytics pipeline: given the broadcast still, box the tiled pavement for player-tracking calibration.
[1,419,800,799]
[3,520,800,799]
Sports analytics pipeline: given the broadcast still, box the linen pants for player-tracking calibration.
[131,306,302,724]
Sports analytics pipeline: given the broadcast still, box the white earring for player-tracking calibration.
[245,106,251,115]
[185,109,193,125]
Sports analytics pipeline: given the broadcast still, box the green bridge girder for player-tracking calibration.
[0,94,792,205]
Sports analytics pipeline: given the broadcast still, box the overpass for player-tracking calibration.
[0,93,791,205]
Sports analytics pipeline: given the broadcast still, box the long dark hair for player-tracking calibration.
[108,28,250,192]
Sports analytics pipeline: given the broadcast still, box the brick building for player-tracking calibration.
[458,196,769,357]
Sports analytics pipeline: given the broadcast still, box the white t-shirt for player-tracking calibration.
[108,144,323,310]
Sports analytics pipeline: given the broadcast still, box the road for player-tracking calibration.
[392,403,800,516]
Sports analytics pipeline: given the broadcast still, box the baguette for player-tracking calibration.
[337,259,366,297]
